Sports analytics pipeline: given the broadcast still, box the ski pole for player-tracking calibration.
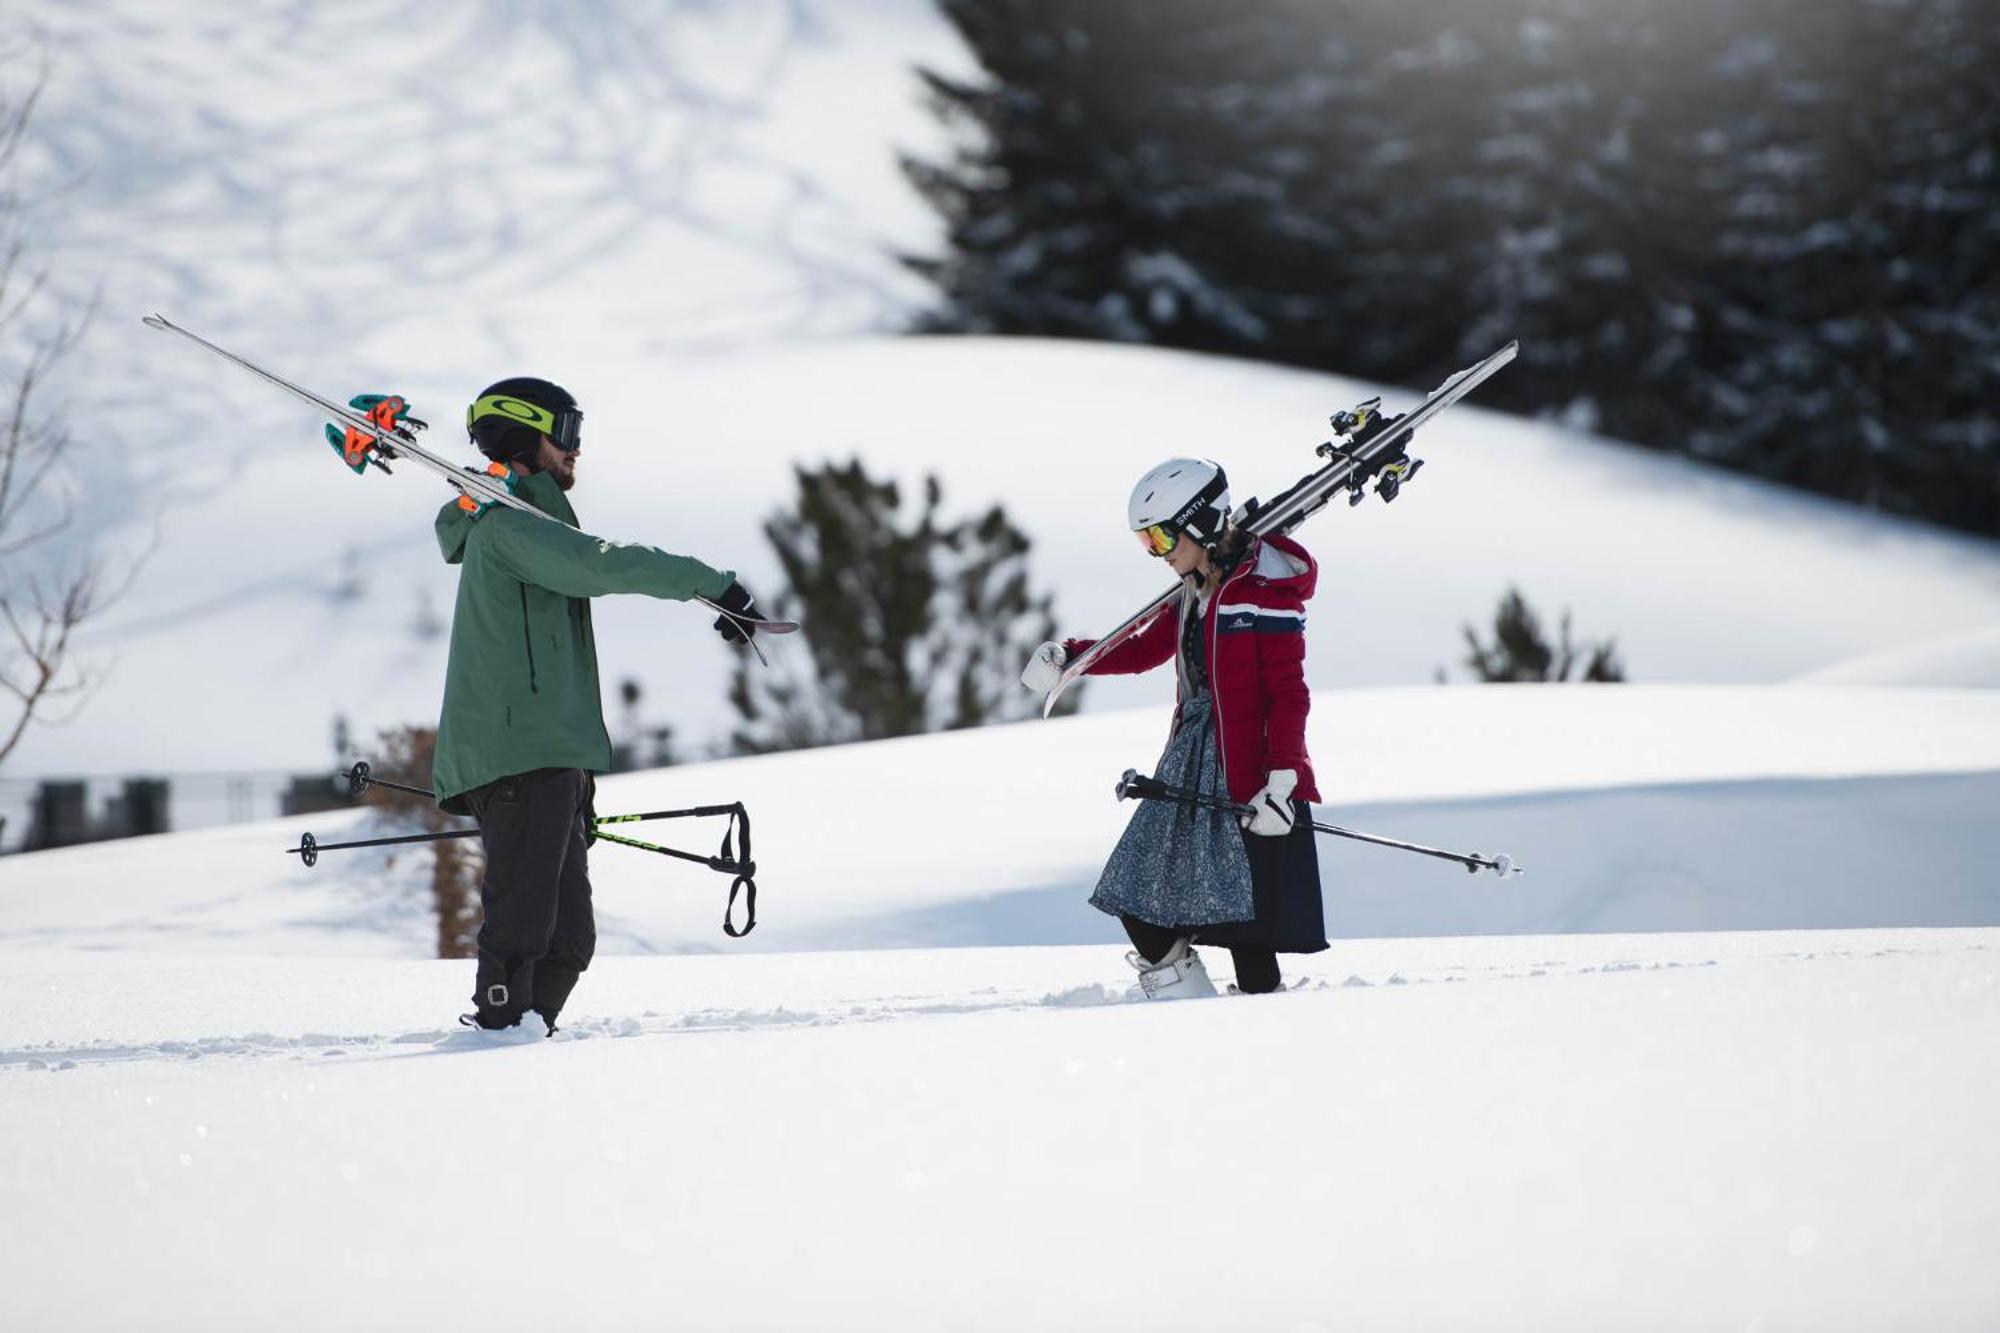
[285,824,759,936]
[301,763,761,934]
[594,804,746,825]
[590,825,758,938]
[343,762,434,801]
[286,822,747,876]
[286,827,477,866]
[347,762,749,836]
[1115,768,1523,878]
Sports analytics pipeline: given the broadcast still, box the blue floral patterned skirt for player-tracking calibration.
[1089,693,1255,929]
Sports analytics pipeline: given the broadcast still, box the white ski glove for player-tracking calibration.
[1020,641,1068,693]
[1241,769,1298,837]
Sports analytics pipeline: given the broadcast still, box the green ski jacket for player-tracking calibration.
[431,469,732,811]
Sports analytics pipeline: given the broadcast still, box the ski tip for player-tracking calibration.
[141,313,170,330]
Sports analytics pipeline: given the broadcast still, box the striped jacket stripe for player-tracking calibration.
[1216,604,1306,634]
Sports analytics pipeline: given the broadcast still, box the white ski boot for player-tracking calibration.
[1128,937,1218,1000]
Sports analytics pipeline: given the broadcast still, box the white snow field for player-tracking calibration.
[7,4,2000,1329]
[4,930,1997,1333]
[5,685,2000,1330]
[9,684,2000,956]
[1791,625,2000,688]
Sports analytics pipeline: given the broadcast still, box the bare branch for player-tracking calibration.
[0,52,123,768]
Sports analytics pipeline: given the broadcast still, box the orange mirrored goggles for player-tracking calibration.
[1135,523,1180,557]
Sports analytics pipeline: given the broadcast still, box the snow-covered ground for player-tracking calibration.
[9,684,2000,956]
[6,932,1998,1331]
[6,683,2000,1328]
[1791,625,2000,688]
[7,6,1999,1329]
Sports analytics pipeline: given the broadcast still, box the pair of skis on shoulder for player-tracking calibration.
[1039,340,1518,715]
[1072,340,1525,879]
[141,314,799,649]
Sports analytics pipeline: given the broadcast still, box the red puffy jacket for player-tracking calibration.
[1065,534,1318,805]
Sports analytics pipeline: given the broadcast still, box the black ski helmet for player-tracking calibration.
[466,377,582,462]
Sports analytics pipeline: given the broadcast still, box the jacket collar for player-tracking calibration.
[1247,533,1317,599]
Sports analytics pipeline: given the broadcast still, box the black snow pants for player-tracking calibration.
[462,767,596,1028]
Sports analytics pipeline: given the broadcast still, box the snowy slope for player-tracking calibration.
[5,931,1998,1332]
[7,0,966,781]
[1790,625,2000,688]
[10,3,2000,786]
[7,684,1999,958]
[19,336,2000,789]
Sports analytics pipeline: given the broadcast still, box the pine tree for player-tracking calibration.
[727,460,1079,754]
[1457,586,1624,683]
[905,0,1999,535]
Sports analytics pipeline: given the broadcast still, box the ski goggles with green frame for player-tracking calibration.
[466,394,584,452]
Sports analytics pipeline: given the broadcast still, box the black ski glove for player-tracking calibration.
[711,580,760,645]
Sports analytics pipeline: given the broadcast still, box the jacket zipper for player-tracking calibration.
[1206,569,1236,798]
[1200,554,1255,799]
[519,587,539,693]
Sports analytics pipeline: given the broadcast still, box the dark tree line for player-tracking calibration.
[904,0,1999,535]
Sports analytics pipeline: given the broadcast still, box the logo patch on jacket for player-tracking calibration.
[1217,604,1305,635]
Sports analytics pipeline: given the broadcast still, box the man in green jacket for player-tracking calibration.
[434,376,759,1035]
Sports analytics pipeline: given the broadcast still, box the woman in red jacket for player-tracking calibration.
[1022,457,1328,998]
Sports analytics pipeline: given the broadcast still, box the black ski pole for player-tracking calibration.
[589,800,757,937]
[290,764,464,865]
[346,762,744,831]
[1115,768,1522,878]
[594,804,744,825]
[287,827,478,867]
[298,767,762,936]
[590,828,757,938]
[344,761,435,801]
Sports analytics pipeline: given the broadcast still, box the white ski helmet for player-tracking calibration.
[1128,457,1231,553]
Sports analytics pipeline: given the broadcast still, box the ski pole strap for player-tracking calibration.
[588,801,758,937]
[724,872,757,938]
[720,803,755,937]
